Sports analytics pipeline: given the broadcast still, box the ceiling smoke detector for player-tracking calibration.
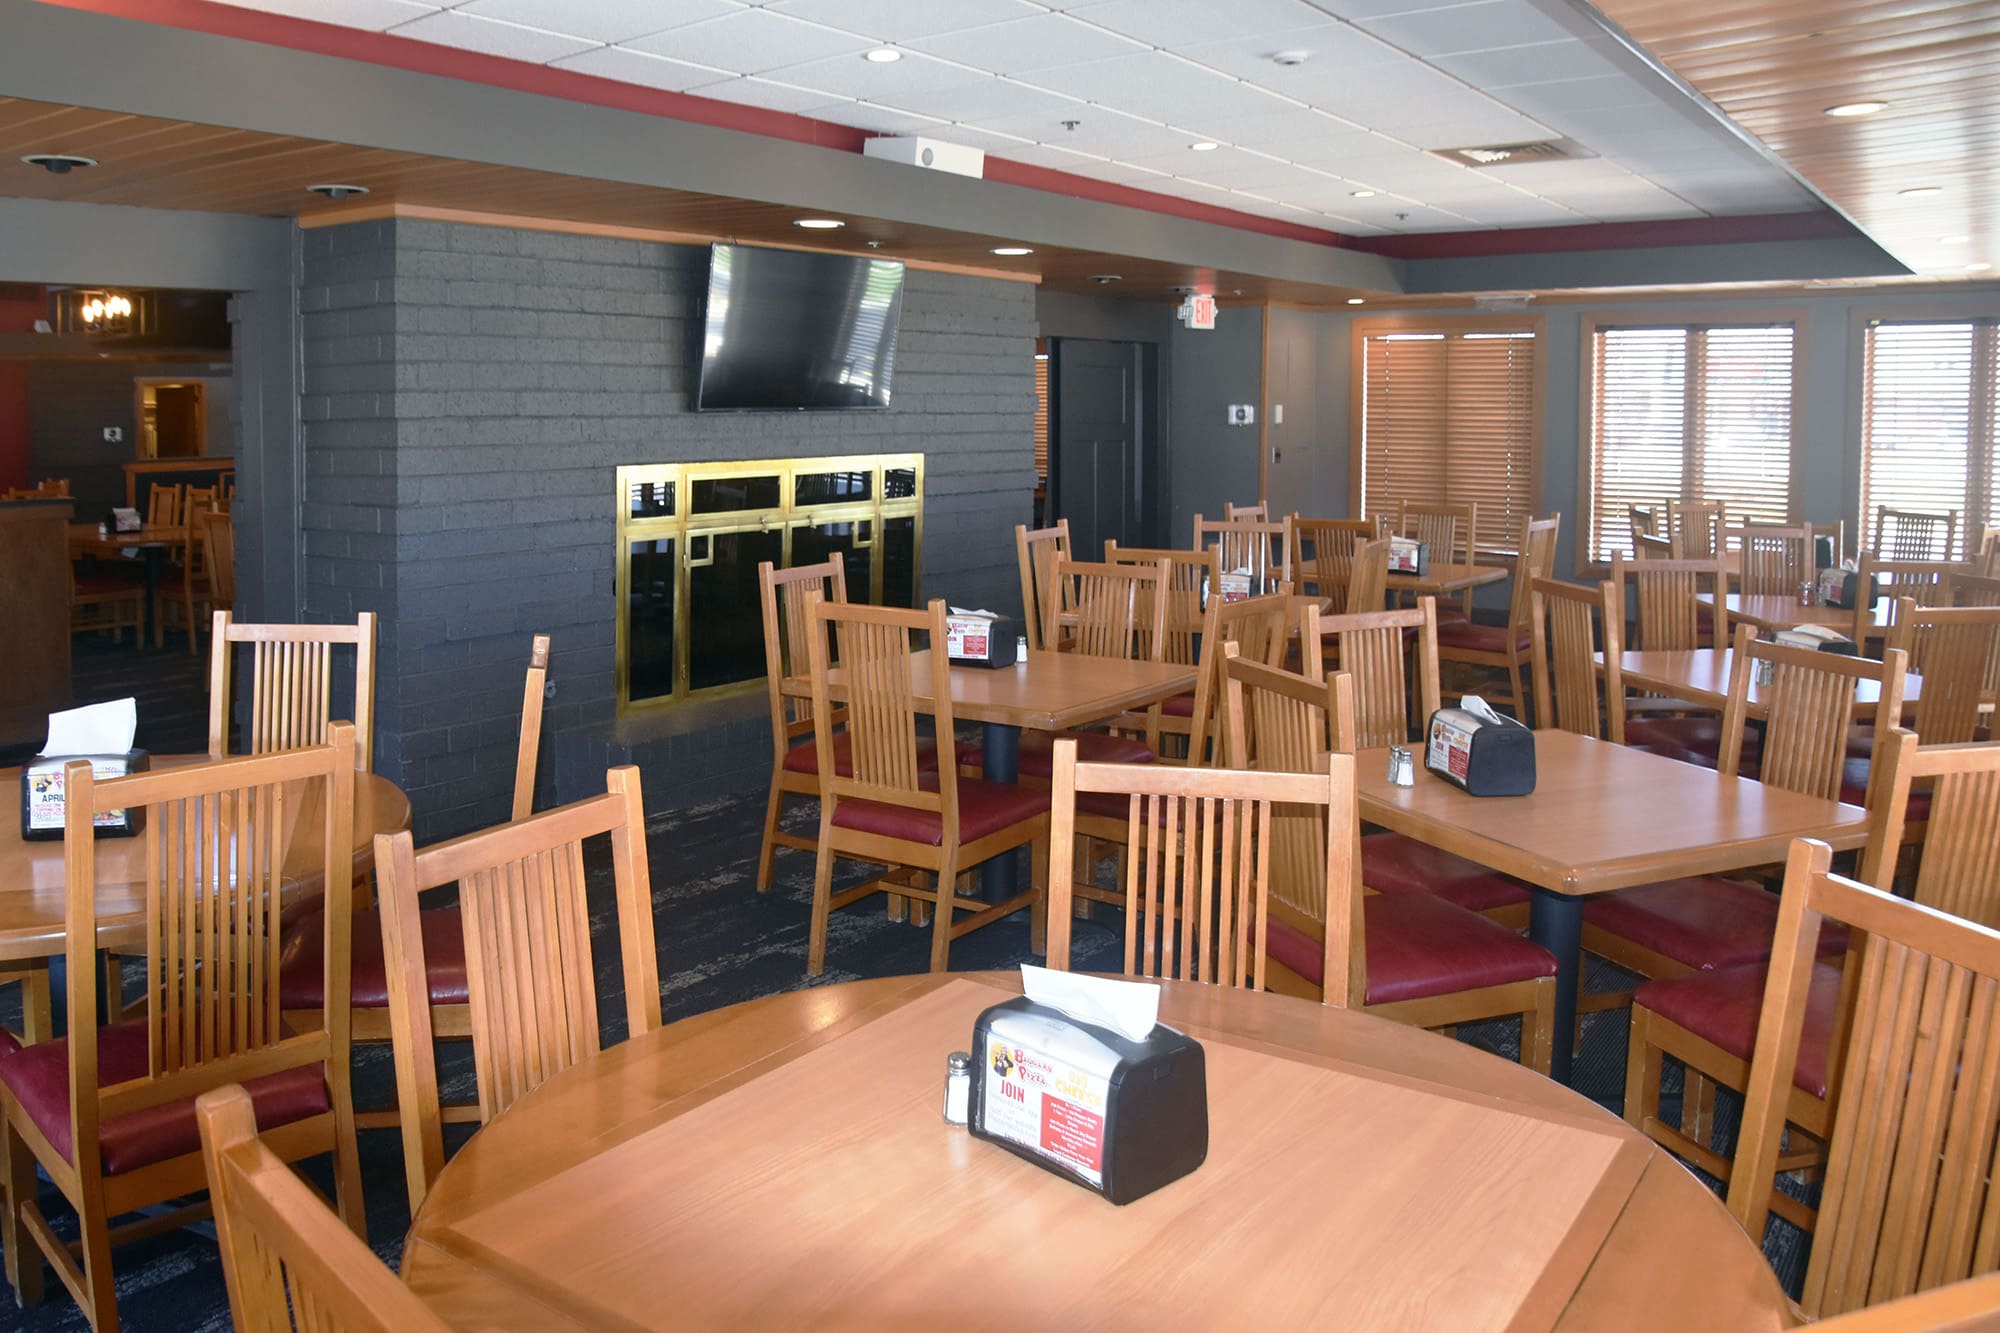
[307,183,370,200]
[22,153,96,174]
[1271,50,1311,66]
[1432,140,1583,169]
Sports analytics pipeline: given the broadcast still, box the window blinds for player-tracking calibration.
[1860,321,1991,557]
[1033,354,1050,482]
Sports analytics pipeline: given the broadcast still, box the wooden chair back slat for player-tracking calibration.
[1224,500,1268,521]
[1016,521,1073,651]
[1397,501,1475,565]
[757,556,849,757]
[1886,601,2000,747]
[512,634,551,821]
[1874,505,1960,563]
[1057,557,1169,663]
[198,1087,452,1333]
[1345,536,1391,613]
[381,767,658,1212]
[1502,515,1562,635]
[1739,522,1816,597]
[1193,514,1294,591]
[1530,576,1624,743]
[1220,648,1337,939]
[1732,839,2000,1317]
[1104,543,1214,666]
[1180,592,1291,769]
[1045,739,1353,997]
[1720,623,1908,804]
[1611,553,1729,651]
[1303,598,1441,749]
[209,613,377,773]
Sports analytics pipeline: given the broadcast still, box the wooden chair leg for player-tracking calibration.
[13,969,50,1044]
[1506,658,1527,725]
[77,1187,117,1333]
[1,1120,42,1306]
[1523,982,1555,1075]
[1681,1070,1718,1147]
[1623,1008,1663,1131]
[332,1112,366,1240]
[755,780,784,893]
[1030,835,1049,957]
[807,826,836,978]
[929,857,958,973]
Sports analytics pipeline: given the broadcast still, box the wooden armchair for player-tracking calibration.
[1213,664,1555,1067]
[0,730,364,1333]
[209,612,377,771]
[1015,520,1074,651]
[803,598,1048,975]
[1611,553,1730,651]
[1435,513,1559,721]
[380,766,659,1214]
[1885,599,2000,747]
[1871,503,1958,562]
[197,1086,453,1333]
[1731,833,2000,1314]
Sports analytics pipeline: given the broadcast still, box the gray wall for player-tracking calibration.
[300,217,1038,838]
[26,363,233,516]
[1167,307,1264,540]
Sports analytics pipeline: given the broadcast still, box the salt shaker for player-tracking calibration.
[942,1050,971,1125]
[1388,745,1415,787]
[1754,656,1775,686]
[1797,580,1814,607]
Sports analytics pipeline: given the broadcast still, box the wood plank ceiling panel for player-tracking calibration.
[1592,0,2000,278]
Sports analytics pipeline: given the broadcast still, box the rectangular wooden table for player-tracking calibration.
[814,650,1196,896]
[1386,561,1507,598]
[1699,592,1890,638]
[1596,647,1918,717]
[1355,730,1870,1083]
[68,522,186,645]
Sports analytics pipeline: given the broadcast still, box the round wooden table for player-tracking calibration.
[0,757,409,962]
[401,973,1796,1331]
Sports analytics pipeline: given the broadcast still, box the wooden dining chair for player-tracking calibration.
[1214,663,1557,1066]
[209,612,378,772]
[280,635,551,1130]
[1193,514,1293,592]
[0,730,365,1333]
[158,505,221,653]
[1104,543,1217,759]
[802,597,1049,975]
[1730,836,2000,1315]
[1435,513,1559,722]
[1302,598,1533,928]
[198,508,235,612]
[1666,497,1727,559]
[1632,531,1675,561]
[1015,520,1074,651]
[1739,522,1817,598]
[1628,503,1661,555]
[1394,500,1478,616]
[146,482,183,528]
[1168,590,1292,770]
[1804,1270,2000,1330]
[1343,535,1391,614]
[1849,553,1955,643]
[1529,575,1626,746]
[378,765,659,1213]
[1224,499,1268,521]
[1871,503,1958,563]
[196,1086,453,1333]
[69,559,144,645]
[1017,555,1170,764]
[1885,600,2000,747]
[1289,518,1374,601]
[1611,553,1730,652]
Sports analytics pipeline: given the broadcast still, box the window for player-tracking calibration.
[1356,322,1538,549]
[1860,321,1997,557]
[1585,321,1800,562]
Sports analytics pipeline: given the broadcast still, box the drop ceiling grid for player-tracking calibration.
[196,0,1816,234]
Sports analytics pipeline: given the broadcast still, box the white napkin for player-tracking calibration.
[1021,964,1160,1041]
[1458,694,1511,727]
[948,606,999,619]
[41,698,137,757]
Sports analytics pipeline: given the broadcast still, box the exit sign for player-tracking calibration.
[1178,293,1217,330]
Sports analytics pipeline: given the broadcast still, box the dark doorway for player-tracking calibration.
[1047,337,1156,557]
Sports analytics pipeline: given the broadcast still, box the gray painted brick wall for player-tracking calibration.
[300,218,1036,840]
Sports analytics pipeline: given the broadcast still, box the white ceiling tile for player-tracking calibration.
[455,0,739,45]
[1175,20,1406,84]
[207,0,438,29]
[693,75,861,113]
[963,109,1186,157]
[760,48,994,100]
[1188,107,1377,152]
[1494,75,1656,118]
[1061,0,1342,48]
[990,141,1117,171]
[624,10,873,74]
[874,79,1087,127]
[826,102,954,135]
[1023,53,1301,126]
[764,0,1037,42]
[1355,1,1574,57]
[1124,149,1334,193]
[385,10,598,61]
[1574,197,1707,222]
[1298,0,1464,20]
[1431,40,1620,92]
[906,14,1147,74]
[552,45,736,91]
[1385,109,1556,150]
[905,123,1036,153]
[1450,196,1587,225]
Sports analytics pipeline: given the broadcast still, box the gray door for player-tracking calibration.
[1049,338,1142,558]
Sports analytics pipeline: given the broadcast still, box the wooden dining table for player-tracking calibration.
[1355,730,1869,1084]
[1385,560,1507,598]
[808,649,1195,896]
[400,971,1795,1332]
[1596,647,1919,718]
[1699,592,1891,639]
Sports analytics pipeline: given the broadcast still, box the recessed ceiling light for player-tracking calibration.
[307,183,370,200]
[1090,274,1121,284]
[1969,262,1993,272]
[1346,298,1366,305]
[864,47,901,63]
[1189,141,1219,152]
[21,153,96,173]
[1899,186,1943,198]
[1824,100,1887,117]
[990,246,1033,256]
[793,218,845,230]
[1941,235,1970,245]
[1351,189,1376,198]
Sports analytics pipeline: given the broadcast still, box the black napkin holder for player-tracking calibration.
[1387,536,1430,576]
[1828,571,1874,611]
[969,996,1207,1205]
[20,752,149,841]
[1425,706,1535,796]
[944,612,1020,669]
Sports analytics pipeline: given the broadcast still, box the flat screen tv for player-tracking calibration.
[695,243,906,411]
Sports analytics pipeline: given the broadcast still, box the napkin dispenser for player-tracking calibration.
[969,996,1207,1205]
[1386,537,1430,576]
[1425,697,1535,797]
[944,609,1020,669]
[20,752,149,840]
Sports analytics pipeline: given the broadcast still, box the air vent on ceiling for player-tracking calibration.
[1431,140,1584,169]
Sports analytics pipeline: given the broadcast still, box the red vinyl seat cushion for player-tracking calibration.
[1359,832,1531,913]
[1433,621,1531,655]
[1634,959,1842,1098]
[0,1029,18,1059]
[784,734,939,777]
[0,1021,329,1175]
[958,730,1156,776]
[1582,877,1827,971]
[74,571,143,596]
[1266,892,1557,1004]
[1840,756,1930,822]
[1161,692,1198,718]
[833,775,1049,847]
[1621,715,1764,770]
[278,906,469,1010]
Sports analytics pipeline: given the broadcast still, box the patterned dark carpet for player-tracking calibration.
[0,635,1812,1329]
